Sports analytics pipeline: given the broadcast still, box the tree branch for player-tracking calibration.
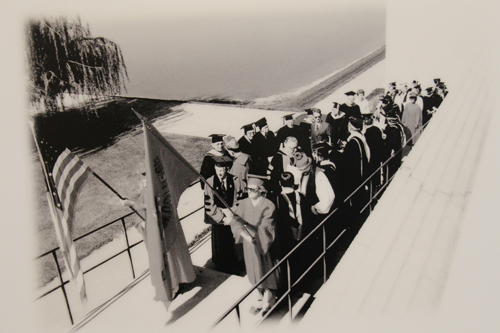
[67,60,104,70]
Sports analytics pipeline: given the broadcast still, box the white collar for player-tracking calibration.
[250,196,263,207]
[207,149,224,156]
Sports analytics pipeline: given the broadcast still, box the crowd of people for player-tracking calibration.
[202,79,448,315]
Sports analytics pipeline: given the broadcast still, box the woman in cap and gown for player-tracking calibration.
[227,175,280,315]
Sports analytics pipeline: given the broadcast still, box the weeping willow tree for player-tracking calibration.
[27,17,128,113]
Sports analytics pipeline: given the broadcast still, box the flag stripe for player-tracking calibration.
[56,156,89,206]
[51,148,91,304]
[53,149,72,184]
[60,166,91,222]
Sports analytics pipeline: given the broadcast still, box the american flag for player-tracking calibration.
[37,138,91,303]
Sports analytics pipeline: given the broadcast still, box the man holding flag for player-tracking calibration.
[124,110,197,312]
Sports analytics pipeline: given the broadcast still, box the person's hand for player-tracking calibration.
[241,232,253,243]
[222,216,232,225]
[223,209,234,220]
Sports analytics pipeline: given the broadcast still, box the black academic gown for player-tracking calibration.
[204,174,241,274]
[339,103,362,120]
[276,125,302,146]
[364,126,388,188]
[200,149,232,189]
[252,131,276,174]
[338,135,369,213]
[385,121,405,180]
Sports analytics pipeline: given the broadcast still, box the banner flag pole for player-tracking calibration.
[130,108,254,239]
[89,170,145,221]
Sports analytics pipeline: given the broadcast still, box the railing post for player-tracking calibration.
[287,259,292,321]
[323,224,327,284]
[53,250,74,325]
[121,218,136,279]
[235,304,241,327]
[369,180,373,213]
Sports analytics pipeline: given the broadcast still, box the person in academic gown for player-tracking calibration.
[224,135,250,200]
[229,175,280,315]
[238,123,260,173]
[276,114,302,148]
[364,116,390,193]
[339,91,362,120]
[291,109,313,157]
[204,156,243,274]
[252,117,277,174]
[384,107,406,180]
[275,171,311,284]
[200,134,232,189]
[267,136,300,203]
[337,117,370,214]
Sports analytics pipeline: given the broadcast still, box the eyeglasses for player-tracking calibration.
[245,187,260,193]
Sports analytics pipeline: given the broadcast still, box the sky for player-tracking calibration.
[21,0,386,101]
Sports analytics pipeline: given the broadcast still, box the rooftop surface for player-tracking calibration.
[299,47,500,331]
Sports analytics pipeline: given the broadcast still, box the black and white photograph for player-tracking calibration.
[1,0,499,332]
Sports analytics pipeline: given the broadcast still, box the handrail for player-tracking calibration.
[211,115,433,328]
[35,201,204,326]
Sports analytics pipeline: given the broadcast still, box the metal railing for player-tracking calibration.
[35,199,204,325]
[35,211,143,325]
[211,117,428,329]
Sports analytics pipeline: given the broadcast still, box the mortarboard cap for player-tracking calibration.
[212,155,233,167]
[283,114,294,121]
[389,82,396,87]
[247,174,269,187]
[332,102,339,108]
[345,91,356,96]
[255,117,268,128]
[425,87,434,93]
[209,134,225,143]
[434,78,441,84]
[305,108,315,115]
[241,123,254,132]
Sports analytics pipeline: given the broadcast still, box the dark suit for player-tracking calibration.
[310,121,333,146]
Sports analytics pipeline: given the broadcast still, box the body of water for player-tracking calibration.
[86,5,385,101]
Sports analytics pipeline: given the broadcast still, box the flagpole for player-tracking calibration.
[131,108,235,213]
[29,121,56,200]
[131,108,254,239]
[90,170,145,221]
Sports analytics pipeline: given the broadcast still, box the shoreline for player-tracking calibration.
[248,45,385,111]
[44,45,385,115]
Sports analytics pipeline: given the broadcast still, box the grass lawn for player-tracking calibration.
[32,98,212,287]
